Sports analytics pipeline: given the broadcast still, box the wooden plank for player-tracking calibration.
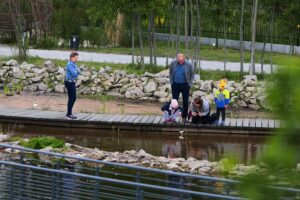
[133,115,144,124]
[119,115,131,123]
[159,116,166,124]
[268,119,275,128]
[152,116,162,125]
[249,119,256,128]
[144,115,156,124]
[106,115,121,123]
[242,118,250,127]
[224,118,231,126]
[112,115,127,123]
[139,116,150,124]
[261,119,269,128]
[236,119,243,127]
[126,115,139,123]
[88,114,106,122]
[230,119,237,127]
[255,119,262,128]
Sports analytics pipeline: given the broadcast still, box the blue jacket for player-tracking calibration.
[214,89,230,108]
[65,61,80,81]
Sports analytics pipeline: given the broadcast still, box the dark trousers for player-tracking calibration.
[216,107,226,122]
[192,112,211,124]
[171,83,189,118]
[65,81,76,116]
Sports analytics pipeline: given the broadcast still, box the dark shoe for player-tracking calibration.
[66,114,77,119]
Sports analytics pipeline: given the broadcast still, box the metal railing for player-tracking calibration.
[0,144,299,200]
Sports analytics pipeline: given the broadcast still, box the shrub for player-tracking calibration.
[19,136,65,149]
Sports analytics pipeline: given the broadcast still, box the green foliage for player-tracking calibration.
[239,58,300,199]
[19,136,65,150]
[34,37,58,49]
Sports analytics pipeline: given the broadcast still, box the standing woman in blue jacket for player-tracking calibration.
[65,52,80,119]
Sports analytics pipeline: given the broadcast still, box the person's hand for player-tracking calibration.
[192,112,198,117]
[225,105,229,109]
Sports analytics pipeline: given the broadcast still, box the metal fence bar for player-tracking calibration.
[0,161,244,200]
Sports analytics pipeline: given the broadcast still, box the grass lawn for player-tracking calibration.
[0,56,274,82]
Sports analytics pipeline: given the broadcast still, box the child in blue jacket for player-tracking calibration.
[213,79,230,126]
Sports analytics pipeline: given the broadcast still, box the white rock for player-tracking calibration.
[5,59,18,66]
[154,91,168,98]
[0,134,9,142]
[38,83,48,91]
[238,100,248,108]
[144,79,157,93]
[55,84,65,93]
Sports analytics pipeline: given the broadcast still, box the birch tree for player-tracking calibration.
[250,0,259,75]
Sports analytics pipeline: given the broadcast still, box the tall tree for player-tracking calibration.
[239,0,245,80]
[250,0,259,75]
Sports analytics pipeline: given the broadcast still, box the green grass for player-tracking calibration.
[42,40,298,64]
[19,136,65,149]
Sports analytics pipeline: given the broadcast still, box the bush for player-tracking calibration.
[35,37,58,49]
[19,136,65,149]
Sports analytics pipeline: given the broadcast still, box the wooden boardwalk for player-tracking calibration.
[0,107,281,135]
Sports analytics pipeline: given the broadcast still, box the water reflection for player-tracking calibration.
[4,123,268,164]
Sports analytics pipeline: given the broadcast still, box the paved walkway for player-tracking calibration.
[0,106,280,134]
[0,45,274,73]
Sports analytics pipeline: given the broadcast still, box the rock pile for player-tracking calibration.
[0,59,270,109]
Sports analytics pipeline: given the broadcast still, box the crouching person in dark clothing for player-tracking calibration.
[189,97,211,124]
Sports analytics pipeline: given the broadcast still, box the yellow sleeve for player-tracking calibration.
[224,90,230,99]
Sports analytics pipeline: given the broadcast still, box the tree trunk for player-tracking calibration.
[261,41,266,74]
[152,12,157,66]
[223,0,227,72]
[176,0,182,54]
[195,0,201,74]
[269,0,275,74]
[184,0,189,58]
[131,14,135,65]
[239,0,245,80]
[137,12,145,69]
[189,0,194,64]
[250,0,259,75]
[148,13,153,65]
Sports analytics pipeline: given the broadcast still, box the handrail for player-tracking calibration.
[0,161,244,200]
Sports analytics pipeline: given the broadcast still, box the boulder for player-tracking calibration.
[144,79,157,93]
[192,91,207,98]
[55,84,65,93]
[31,76,43,83]
[200,80,212,92]
[125,87,145,99]
[38,83,48,91]
[238,100,248,108]
[44,60,56,73]
[154,91,168,98]
[0,134,9,142]
[24,84,38,92]
[5,59,18,66]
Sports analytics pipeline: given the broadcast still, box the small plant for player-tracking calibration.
[13,82,23,94]
[3,85,11,96]
[19,136,65,149]
[120,103,125,114]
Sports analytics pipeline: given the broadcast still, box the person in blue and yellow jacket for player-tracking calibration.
[213,79,230,126]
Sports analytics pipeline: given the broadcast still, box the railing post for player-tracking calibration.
[94,166,100,199]
[19,151,25,198]
[51,172,56,200]
[55,160,61,199]
[9,167,14,200]
[180,176,184,200]
[136,171,141,200]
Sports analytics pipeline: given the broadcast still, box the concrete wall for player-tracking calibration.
[155,33,300,55]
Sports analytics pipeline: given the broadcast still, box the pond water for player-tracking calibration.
[2,123,269,164]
